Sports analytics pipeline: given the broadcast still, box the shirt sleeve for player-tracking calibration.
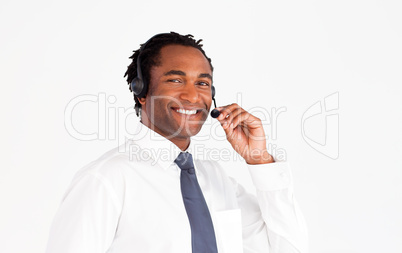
[235,162,309,253]
[46,172,121,253]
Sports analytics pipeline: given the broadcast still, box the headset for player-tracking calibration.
[130,33,221,118]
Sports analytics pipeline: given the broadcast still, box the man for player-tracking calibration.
[46,32,308,252]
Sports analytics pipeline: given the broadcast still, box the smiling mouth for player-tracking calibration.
[171,107,203,116]
[176,108,197,115]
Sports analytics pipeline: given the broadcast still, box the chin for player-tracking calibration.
[178,124,202,138]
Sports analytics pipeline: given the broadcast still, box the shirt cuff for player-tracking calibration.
[247,162,292,191]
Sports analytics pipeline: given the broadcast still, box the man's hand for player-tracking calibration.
[216,103,274,165]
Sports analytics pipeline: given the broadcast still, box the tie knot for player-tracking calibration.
[174,152,195,173]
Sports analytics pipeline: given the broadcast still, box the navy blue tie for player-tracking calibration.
[174,152,218,253]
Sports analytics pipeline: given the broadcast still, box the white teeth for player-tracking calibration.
[176,109,197,115]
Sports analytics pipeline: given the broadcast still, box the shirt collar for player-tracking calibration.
[128,122,197,170]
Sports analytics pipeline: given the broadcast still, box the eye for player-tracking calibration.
[197,81,210,86]
[167,79,181,83]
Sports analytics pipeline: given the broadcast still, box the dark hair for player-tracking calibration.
[124,32,214,116]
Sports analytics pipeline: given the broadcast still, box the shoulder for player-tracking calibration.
[67,143,135,193]
[60,145,136,206]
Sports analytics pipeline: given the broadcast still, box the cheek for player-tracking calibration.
[146,97,168,114]
[149,86,177,101]
[202,93,213,106]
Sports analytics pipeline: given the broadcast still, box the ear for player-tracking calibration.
[138,97,146,105]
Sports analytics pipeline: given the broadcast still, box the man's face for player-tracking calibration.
[140,44,213,141]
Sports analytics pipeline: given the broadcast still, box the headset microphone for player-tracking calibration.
[210,86,221,118]
[210,104,220,118]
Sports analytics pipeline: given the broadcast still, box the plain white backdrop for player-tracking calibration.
[1,0,401,252]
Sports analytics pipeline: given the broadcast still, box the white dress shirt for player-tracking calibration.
[46,123,308,253]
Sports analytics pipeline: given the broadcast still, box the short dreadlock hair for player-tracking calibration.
[124,32,214,117]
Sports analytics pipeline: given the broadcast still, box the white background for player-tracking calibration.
[1,0,401,252]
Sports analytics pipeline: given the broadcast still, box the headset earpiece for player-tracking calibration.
[211,85,215,99]
[131,77,144,97]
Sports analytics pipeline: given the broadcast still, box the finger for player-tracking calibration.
[221,108,243,129]
[216,103,241,121]
[222,114,249,143]
[232,112,263,130]
[230,111,251,130]
[221,117,235,140]
[231,113,266,142]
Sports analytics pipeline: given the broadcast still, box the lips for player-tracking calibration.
[171,107,204,117]
[175,108,197,115]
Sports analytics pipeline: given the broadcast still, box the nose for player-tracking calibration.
[179,83,200,103]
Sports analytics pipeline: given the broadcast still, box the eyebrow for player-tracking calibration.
[164,70,186,76]
[163,70,213,80]
[198,73,213,80]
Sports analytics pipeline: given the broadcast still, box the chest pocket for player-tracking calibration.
[212,209,243,253]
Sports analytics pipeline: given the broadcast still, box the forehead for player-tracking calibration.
[156,45,212,72]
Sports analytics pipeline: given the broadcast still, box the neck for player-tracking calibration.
[169,137,190,151]
[140,120,190,152]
